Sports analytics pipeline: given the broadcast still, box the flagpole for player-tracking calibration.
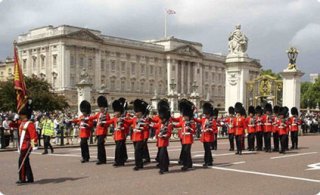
[164,9,167,38]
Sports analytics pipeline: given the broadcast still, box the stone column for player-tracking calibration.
[76,69,93,116]
[280,69,304,111]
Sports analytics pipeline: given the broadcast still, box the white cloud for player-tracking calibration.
[290,23,320,52]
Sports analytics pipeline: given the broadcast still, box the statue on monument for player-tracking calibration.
[228,25,248,55]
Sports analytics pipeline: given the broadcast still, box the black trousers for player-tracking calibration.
[115,140,126,165]
[182,144,192,168]
[211,133,218,150]
[203,142,213,164]
[256,131,263,150]
[264,132,272,151]
[133,141,144,168]
[142,139,150,161]
[291,131,298,149]
[228,134,234,150]
[97,135,106,162]
[247,133,255,150]
[241,135,245,150]
[43,135,53,153]
[159,147,169,171]
[235,135,243,153]
[273,132,279,151]
[123,140,128,161]
[80,138,90,161]
[280,134,288,153]
[179,139,184,163]
[155,148,160,162]
[18,149,33,182]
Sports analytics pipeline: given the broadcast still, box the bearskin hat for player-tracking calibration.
[228,106,235,115]
[80,100,91,115]
[112,100,124,114]
[178,99,194,118]
[133,99,148,115]
[97,96,108,108]
[18,99,33,119]
[255,106,263,115]
[264,103,272,114]
[234,102,243,114]
[279,107,287,117]
[118,97,127,110]
[273,105,280,115]
[291,107,298,116]
[202,102,213,116]
[213,108,219,117]
[157,99,171,121]
[248,106,255,115]
[241,107,247,116]
[284,106,289,117]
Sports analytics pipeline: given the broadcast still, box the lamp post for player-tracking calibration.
[286,47,299,70]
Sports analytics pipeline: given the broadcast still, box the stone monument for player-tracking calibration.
[225,25,261,111]
[76,68,93,116]
[280,47,304,112]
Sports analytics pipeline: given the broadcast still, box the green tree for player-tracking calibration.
[0,76,69,112]
[301,79,320,108]
[260,69,282,80]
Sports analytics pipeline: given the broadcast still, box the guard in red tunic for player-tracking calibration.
[89,96,110,165]
[194,102,215,167]
[277,107,289,154]
[174,99,196,171]
[226,106,235,151]
[255,106,263,151]
[17,100,38,184]
[262,103,273,152]
[245,106,256,151]
[107,98,129,166]
[73,100,93,163]
[233,103,246,155]
[154,99,172,174]
[288,107,301,149]
[272,105,280,152]
[126,99,149,171]
[212,109,220,150]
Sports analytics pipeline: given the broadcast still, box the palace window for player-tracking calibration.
[150,66,153,74]
[41,55,45,68]
[141,64,145,74]
[79,57,84,67]
[121,80,125,91]
[88,58,93,68]
[205,72,209,82]
[131,63,135,74]
[121,62,126,73]
[140,82,144,92]
[23,59,27,70]
[110,80,115,91]
[101,59,105,71]
[32,57,37,69]
[159,67,162,75]
[53,55,57,66]
[131,81,135,92]
[149,83,153,93]
[111,60,115,71]
[70,55,75,67]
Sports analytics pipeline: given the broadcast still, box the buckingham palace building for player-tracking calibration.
[16,25,229,108]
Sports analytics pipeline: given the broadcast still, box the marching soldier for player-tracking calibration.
[255,106,263,151]
[226,107,235,151]
[17,99,37,184]
[174,99,196,171]
[41,114,54,154]
[262,103,273,152]
[272,105,280,152]
[127,99,149,171]
[288,107,301,149]
[245,106,256,151]
[194,102,215,167]
[154,99,172,174]
[233,103,246,155]
[107,98,128,166]
[211,109,220,150]
[277,107,288,154]
[73,100,93,163]
[89,96,110,165]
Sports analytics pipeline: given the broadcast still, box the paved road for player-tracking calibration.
[1,135,320,195]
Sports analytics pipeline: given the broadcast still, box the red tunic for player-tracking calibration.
[127,117,148,142]
[245,116,256,133]
[171,116,183,139]
[277,118,288,135]
[155,123,172,147]
[194,117,215,143]
[19,120,38,150]
[175,120,196,144]
[106,117,129,141]
[255,116,263,132]
[262,114,273,132]
[272,116,279,133]
[89,112,110,136]
[225,116,235,134]
[233,116,245,136]
[288,116,301,132]
[73,115,93,138]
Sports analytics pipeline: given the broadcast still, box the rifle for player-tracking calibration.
[158,121,169,138]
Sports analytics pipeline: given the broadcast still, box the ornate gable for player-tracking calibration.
[66,30,103,42]
[169,45,203,57]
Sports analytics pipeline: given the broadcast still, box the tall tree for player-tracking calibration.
[0,76,69,112]
[301,79,320,109]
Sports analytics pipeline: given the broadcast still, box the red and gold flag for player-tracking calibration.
[13,46,27,113]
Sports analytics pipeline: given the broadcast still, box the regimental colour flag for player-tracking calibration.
[13,46,28,113]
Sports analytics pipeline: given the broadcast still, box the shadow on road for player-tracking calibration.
[34,176,88,184]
